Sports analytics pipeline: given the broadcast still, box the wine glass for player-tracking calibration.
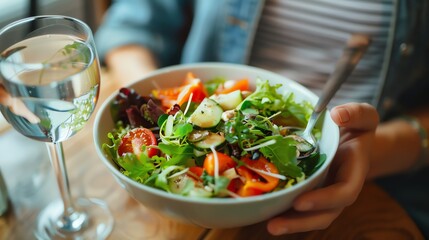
[0,15,113,239]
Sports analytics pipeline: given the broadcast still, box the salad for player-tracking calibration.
[103,73,325,198]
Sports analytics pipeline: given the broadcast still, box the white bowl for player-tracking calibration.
[93,63,339,229]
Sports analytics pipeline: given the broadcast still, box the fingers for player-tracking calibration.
[267,208,343,235]
[293,142,368,212]
[330,103,379,130]
[1,87,40,124]
[266,146,368,235]
[10,98,40,124]
[289,104,375,214]
[266,146,367,235]
[266,103,377,236]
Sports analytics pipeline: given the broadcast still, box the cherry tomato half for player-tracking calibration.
[118,127,158,157]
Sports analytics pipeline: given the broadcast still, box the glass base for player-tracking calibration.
[35,198,114,240]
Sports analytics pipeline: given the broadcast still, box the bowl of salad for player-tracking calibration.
[93,62,339,228]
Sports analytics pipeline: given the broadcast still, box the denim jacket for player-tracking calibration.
[95,0,429,120]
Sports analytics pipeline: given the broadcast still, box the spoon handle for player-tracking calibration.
[304,34,371,135]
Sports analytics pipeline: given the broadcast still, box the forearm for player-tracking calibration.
[105,45,158,86]
[0,84,14,107]
[368,108,429,179]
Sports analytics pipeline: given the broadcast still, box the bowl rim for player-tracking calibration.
[93,62,339,205]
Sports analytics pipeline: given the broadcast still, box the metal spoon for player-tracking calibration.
[296,34,371,159]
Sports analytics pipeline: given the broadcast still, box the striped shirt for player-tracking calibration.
[249,0,394,107]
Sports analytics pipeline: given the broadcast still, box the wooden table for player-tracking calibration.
[0,70,425,240]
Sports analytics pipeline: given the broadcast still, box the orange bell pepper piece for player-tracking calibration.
[233,155,280,197]
[203,151,237,176]
[176,78,207,106]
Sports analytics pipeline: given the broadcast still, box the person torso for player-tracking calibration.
[248,0,394,107]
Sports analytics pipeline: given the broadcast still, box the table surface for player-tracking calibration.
[0,70,424,240]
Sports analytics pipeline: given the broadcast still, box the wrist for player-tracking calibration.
[368,118,425,179]
[106,45,158,84]
[400,115,428,171]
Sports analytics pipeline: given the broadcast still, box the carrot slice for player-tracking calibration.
[217,79,250,94]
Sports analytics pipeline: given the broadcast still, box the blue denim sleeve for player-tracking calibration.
[94,0,191,66]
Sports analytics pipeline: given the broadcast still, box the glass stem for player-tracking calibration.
[46,142,87,232]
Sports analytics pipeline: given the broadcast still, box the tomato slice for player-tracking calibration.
[188,166,204,177]
[203,151,237,176]
[186,166,204,182]
[118,127,158,157]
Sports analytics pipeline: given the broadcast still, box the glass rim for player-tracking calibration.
[0,15,93,40]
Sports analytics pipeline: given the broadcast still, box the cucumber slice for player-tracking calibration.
[188,130,210,142]
[169,174,194,194]
[192,132,225,149]
[188,98,223,128]
[210,90,243,110]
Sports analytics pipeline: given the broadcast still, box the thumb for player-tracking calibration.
[330,103,379,130]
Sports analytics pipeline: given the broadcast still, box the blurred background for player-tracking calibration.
[0,0,110,31]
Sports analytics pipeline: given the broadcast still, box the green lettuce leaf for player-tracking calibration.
[259,135,303,178]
